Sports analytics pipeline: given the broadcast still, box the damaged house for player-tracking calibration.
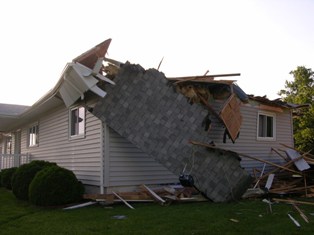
[0,39,304,202]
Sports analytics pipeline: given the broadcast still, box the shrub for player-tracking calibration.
[0,171,2,187]
[12,160,56,200]
[1,167,18,189]
[29,165,84,206]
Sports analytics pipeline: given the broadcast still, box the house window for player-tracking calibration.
[257,112,276,140]
[28,124,39,147]
[70,106,85,138]
[5,135,12,154]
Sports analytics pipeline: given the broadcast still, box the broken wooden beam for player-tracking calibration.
[271,147,289,161]
[189,140,300,174]
[112,191,135,209]
[273,198,314,206]
[292,203,309,223]
[141,184,166,204]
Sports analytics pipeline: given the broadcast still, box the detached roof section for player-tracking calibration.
[60,39,114,107]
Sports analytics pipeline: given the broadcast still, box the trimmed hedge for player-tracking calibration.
[29,165,84,206]
[12,160,56,200]
[1,167,18,190]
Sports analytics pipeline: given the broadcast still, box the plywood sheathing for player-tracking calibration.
[93,63,252,202]
[219,94,242,142]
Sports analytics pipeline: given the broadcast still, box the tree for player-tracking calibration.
[278,66,314,153]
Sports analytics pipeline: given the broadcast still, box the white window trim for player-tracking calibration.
[28,122,39,147]
[256,111,276,141]
[69,106,86,140]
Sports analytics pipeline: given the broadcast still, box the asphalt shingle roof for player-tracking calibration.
[0,103,30,116]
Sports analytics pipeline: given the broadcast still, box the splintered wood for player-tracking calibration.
[245,145,314,199]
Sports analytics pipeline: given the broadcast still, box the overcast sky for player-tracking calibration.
[1,0,314,106]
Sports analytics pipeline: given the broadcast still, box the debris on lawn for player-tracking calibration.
[287,213,301,228]
[292,203,309,223]
[84,184,208,208]
[93,62,252,202]
[63,201,97,210]
[229,218,239,223]
[241,144,314,200]
[112,215,127,220]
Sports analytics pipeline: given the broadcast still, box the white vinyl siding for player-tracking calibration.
[21,105,102,186]
[108,128,178,187]
[16,97,294,188]
[205,100,293,174]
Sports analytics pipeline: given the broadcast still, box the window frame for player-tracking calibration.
[4,135,12,154]
[257,111,276,141]
[28,122,39,147]
[69,106,86,140]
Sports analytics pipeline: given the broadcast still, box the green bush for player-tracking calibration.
[0,171,2,187]
[1,167,18,189]
[12,160,56,200]
[29,165,84,206]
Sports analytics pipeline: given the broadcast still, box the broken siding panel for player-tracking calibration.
[108,128,178,187]
[20,106,102,186]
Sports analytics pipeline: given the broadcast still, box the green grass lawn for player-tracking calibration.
[1,188,314,235]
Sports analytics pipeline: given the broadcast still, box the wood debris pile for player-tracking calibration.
[243,144,314,199]
[84,184,208,208]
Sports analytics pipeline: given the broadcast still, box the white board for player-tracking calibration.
[285,149,310,171]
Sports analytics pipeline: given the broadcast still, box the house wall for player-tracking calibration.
[16,104,178,193]
[20,106,103,188]
[207,100,293,174]
[106,127,178,191]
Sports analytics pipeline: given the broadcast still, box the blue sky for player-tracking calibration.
[1,0,314,105]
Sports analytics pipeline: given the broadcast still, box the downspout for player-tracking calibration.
[100,121,105,194]
[100,121,110,194]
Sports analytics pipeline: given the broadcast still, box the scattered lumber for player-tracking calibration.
[292,203,309,223]
[273,198,314,206]
[189,140,314,200]
[243,145,314,199]
[83,184,208,207]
